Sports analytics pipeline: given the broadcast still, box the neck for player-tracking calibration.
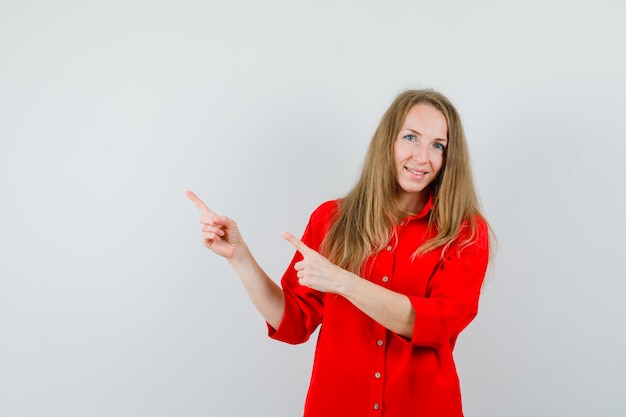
[398,190,429,215]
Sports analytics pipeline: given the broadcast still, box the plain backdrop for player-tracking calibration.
[1,1,625,416]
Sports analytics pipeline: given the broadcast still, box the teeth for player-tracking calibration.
[407,168,426,175]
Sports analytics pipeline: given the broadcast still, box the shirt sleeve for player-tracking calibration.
[267,201,337,345]
[406,218,490,348]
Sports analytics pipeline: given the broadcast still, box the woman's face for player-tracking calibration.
[393,103,448,213]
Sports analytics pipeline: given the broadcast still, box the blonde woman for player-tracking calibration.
[187,89,492,417]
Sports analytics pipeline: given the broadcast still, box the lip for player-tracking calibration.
[405,166,428,177]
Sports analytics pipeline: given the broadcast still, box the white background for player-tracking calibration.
[1,1,625,416]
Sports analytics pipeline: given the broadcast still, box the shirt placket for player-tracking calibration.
[369,239,396,416]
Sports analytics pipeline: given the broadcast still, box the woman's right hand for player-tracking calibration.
[186,190,243,260]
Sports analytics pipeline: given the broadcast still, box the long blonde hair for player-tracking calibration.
[321,89,488,273]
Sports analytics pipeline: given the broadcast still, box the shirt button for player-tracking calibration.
[374,372,381,379]
[382,276,389,283]
[377,339,384,346]
[373,403,380,410]
[386,245,393,251]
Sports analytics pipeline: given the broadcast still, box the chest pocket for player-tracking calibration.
[393,249,444,297]
[364,243,444,298]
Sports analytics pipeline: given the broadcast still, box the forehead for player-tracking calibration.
[401,103,448,137]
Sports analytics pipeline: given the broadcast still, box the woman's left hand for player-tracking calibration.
[283,231,416,338]
[281,231,354,295]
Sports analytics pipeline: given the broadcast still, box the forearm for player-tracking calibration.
[228,244,285,329]
[338,274,415,338]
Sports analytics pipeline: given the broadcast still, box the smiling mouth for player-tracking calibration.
[406,167,427,176]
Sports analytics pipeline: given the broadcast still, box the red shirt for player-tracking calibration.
[269,197,490,417]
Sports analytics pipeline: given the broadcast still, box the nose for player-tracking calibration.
[412,142,428,164]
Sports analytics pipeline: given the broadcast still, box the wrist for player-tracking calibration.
[336,270,359,298]
[227,243,252,267]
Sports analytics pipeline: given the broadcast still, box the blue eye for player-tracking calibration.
[404,134,416,142]
[434,143,445,151]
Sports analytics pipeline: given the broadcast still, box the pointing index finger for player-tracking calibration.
[185,190,217,216]
[281,231,311,254]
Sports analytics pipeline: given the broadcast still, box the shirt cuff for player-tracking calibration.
[406,294,442,347]
[267,294,310,345]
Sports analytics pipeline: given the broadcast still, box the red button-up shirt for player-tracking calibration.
[269,197,490,417]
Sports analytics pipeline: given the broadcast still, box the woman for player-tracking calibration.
[187,89,492,417]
